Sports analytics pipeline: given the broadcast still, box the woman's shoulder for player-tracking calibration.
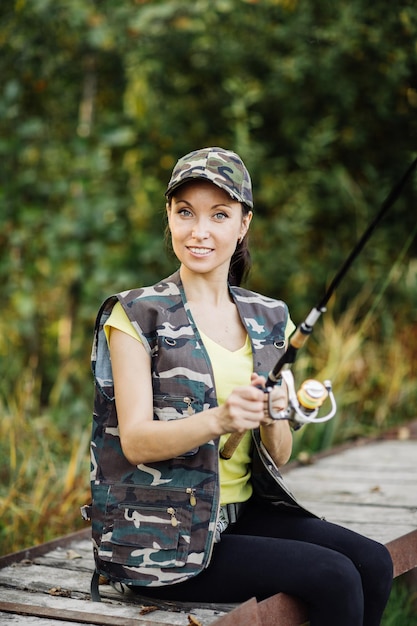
[116,270,182,306]
[230,284,288,309]
[95,271,182,325]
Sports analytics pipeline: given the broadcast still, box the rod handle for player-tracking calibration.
[219,431,244,460]
[289,326,311,350]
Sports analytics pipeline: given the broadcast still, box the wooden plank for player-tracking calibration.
[282,439,417,546]
[386,529,417,577]
[0,561,93,597]
[293,503,417,544]
[0,528,91,569]
[1,437,416,624]
[0,587,227,625]
[285,439,417,472]
[258,593,308,626]
[285,441,417,505]
[285,482,417,508]
[210,598,261,626]
[286,440,416,470]
[0,540,231,624]
[0,601,183,626]
[0,614,79,626]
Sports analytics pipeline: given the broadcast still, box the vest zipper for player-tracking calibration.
[205,454,221,568]
[186,488,197,506]
[155,395,196,416]
[183,397,195,415]
[167,507,178,527]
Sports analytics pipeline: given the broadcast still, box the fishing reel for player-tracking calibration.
[266,369,337,430]
[220,368,337,460]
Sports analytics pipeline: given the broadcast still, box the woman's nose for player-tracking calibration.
[192,222,209,240]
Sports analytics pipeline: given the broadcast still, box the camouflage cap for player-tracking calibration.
[165,147,253,209]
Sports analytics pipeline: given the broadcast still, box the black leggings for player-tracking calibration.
[135,497,393,626]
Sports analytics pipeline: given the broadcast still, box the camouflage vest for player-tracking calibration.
[89,270,305,589]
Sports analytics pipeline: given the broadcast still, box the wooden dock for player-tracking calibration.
[1,432,416,625]
[283,437,417,549]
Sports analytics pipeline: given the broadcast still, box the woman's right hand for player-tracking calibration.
[213,384,266,435]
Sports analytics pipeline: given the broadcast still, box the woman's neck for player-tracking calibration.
[179,265,231,307]
[179,266,247,351]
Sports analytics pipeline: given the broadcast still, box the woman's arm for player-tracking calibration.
[260,419,293,467]
[110,328,268,465]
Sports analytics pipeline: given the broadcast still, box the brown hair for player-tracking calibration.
[228,205,252,286]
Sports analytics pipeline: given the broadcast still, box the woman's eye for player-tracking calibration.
[213,212,227,220]
[178,208,192,217]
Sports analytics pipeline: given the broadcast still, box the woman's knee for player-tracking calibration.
[309,553,364,624]
[360,541,393,597]
[317,552,363,595]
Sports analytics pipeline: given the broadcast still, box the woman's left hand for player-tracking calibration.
[251,372,293,466]
[250,372,288,426]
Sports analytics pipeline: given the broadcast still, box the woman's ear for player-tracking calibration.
[240,210,253,240]
[166,201,172,226]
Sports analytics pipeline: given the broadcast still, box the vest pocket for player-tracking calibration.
[153,393,202,456]
[153,394,202,420]
[98,484,193,569]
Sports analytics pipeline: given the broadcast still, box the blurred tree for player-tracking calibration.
[118,0,417,316]
[0,0,416,431]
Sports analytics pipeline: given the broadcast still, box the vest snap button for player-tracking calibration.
[164,337,177,346]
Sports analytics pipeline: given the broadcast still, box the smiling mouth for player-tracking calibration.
[188,247,213,256]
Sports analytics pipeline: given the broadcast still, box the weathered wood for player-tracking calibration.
[0,586,227,625]
[1,436,416,625]
[0,599,192,626]
[283,440,417,545]
[0,541,231,624]
[209,599,261,626]
[386,530,417,578]
[258,593,309,626]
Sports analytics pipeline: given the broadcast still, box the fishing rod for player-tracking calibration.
[220,157,417,460]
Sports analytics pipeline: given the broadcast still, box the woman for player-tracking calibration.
[89,147,393,625]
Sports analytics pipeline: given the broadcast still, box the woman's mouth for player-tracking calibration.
[188,247,213,256]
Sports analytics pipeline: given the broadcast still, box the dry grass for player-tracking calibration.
[0,372,90,555]
[291,293,417,455]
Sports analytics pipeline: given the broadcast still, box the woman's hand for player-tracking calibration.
[212,373,289,434]
[250,372,293,467]
[250,372,288,425]
[213,384,266,435]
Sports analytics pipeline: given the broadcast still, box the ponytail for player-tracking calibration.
[228,205,252,287]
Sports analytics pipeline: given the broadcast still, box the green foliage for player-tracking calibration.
[382,576,417,626]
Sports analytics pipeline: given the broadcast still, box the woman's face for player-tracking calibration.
[167,180,252,279]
